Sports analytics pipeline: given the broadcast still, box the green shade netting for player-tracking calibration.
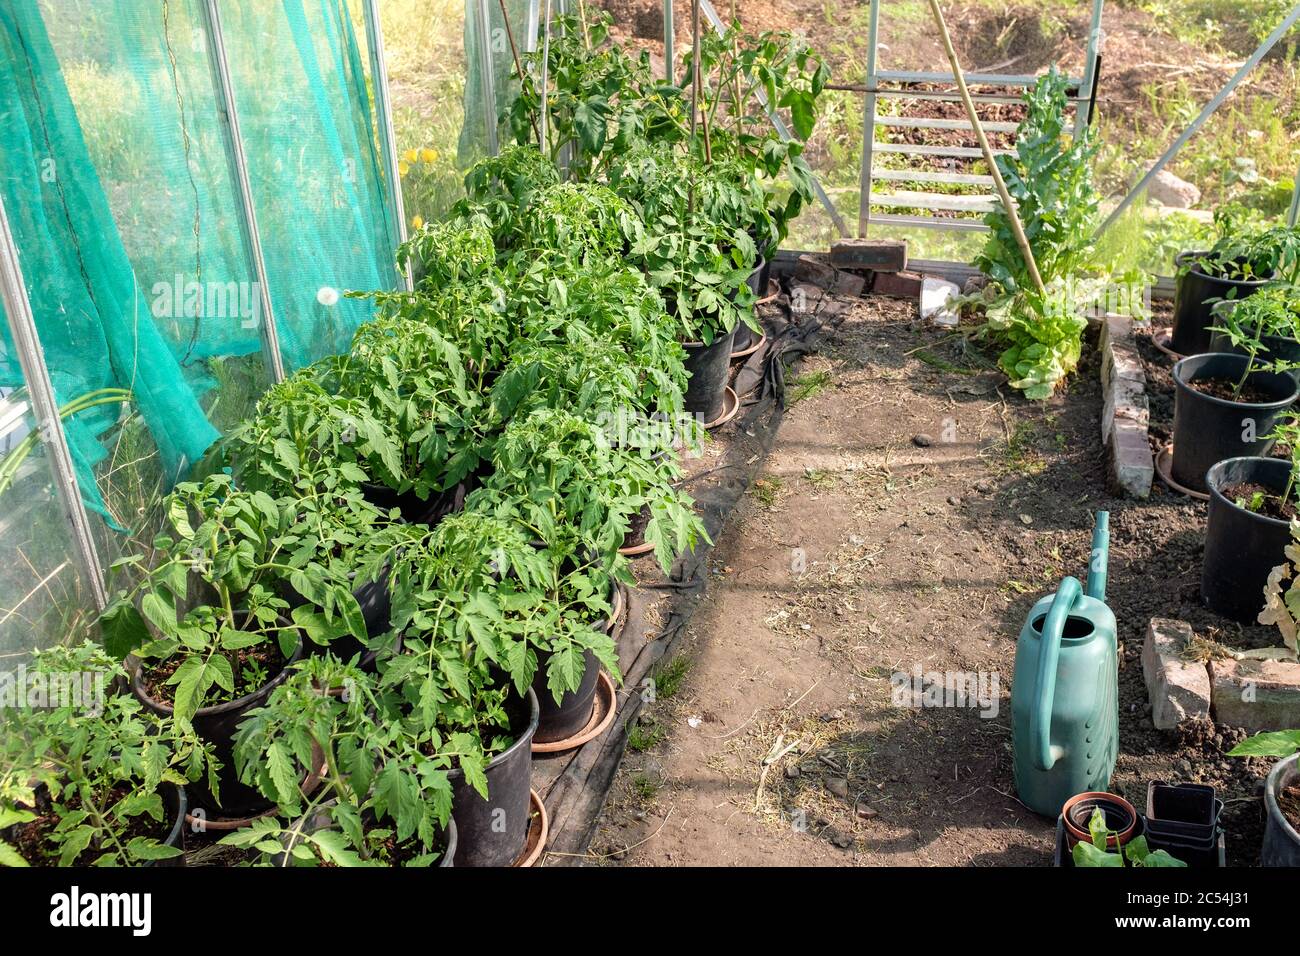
[0,0,400,526]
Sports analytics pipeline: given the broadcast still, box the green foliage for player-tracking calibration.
[1210,284,1300,396]
[1228,728,1300,757]
[1191,208,1300,283]
[978,67,1100,294]
[225,657,454,866]
[100,474,366,724]
[0,643,210,866]
[1071,808,1187,868]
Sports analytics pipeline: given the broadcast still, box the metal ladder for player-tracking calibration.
[857,0,1105,237]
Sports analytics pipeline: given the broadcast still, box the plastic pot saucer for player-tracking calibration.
[1154,443,1210,502]
[704,386,740,431]
[514,789,549,867]
[731,327,768,361]
[531,670,618,754]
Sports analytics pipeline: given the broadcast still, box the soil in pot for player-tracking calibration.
[1280,785,1300,833]
[447,687,539,867]
[132,630,304,816]
[4,782,186,867]
[1171,251,1272,356]
[619,504,653,554]
[1219,482,1297,521]
[1170,353,1298,494]
[1203,457,1295,622]
[682,327,737,422]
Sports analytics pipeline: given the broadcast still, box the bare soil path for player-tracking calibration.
[586,293,1272,867]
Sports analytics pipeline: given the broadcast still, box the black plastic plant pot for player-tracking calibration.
[1203,457,1294,623]
[1263,754,1300,867]
[1146,781,1218,827]
[132,633,305,817]
[1171,251,1272,356]
[448,687,539,867]
[1208,329,1300,382]
[682,326,737,422]
[1170,354,1298,494]
[746,257,767,298]
[361,478,471,526]
[152,783,188,868]
[532,648,599,744]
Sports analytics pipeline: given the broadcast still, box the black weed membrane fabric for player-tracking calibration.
[534,285,853,862]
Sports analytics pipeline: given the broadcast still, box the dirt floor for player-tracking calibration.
[583,291,1279,866]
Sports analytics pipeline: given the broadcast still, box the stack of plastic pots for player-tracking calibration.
[1145,782,1225,867]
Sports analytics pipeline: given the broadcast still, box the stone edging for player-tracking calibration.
[1100,313,1153,498]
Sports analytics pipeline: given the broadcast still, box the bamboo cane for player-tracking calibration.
[926,0,1045,296]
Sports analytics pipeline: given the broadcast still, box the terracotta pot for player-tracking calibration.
[1062,791,1138,850]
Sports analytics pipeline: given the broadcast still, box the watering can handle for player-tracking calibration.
[1031,575,1082,772]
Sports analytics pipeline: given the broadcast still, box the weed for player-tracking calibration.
[751,475,784,508]
[629,773,660,801]
[653,655,693,701]
[789,370,832,404]
[627,721,666,752]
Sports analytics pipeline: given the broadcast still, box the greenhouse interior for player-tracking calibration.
[1,0,1300,903]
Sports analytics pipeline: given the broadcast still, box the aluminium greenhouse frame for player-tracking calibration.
[0,0,409,607]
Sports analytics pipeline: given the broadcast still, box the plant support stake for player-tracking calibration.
[926,0,1044,295]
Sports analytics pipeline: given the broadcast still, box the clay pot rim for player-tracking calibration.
[1062,791,1138,849]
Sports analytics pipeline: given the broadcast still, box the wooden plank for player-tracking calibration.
[876,115,1018,134]
[872,168,995,186]
[872,141,1013,158]
[871,190,997,213]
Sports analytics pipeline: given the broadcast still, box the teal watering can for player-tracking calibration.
[1011,512,1119,818]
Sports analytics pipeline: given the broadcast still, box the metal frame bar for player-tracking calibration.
[362,0,413,291]
[696,0,848,237]
[1074,0,1105,138]
[0,194,108,611]
[1098,0,1300,237]
[475,0,500,156]
[201,0,285,383]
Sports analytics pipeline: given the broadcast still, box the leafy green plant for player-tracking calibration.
[222,656,455,866]
[1071,808,1186,867]
[222,364,400,499]
[978,67,1100,294]
[398,212,498,292]
[99,474,368,724]
[0,643,210,866]
[457,144,561,250]
[1188,207,1300,284]
[1228,728,1300,759]
[1209,284,1300,395]
[518,180,643,266]
[972,69,1119,399]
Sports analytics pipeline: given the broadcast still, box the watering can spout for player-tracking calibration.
[1085,511,1109,602]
